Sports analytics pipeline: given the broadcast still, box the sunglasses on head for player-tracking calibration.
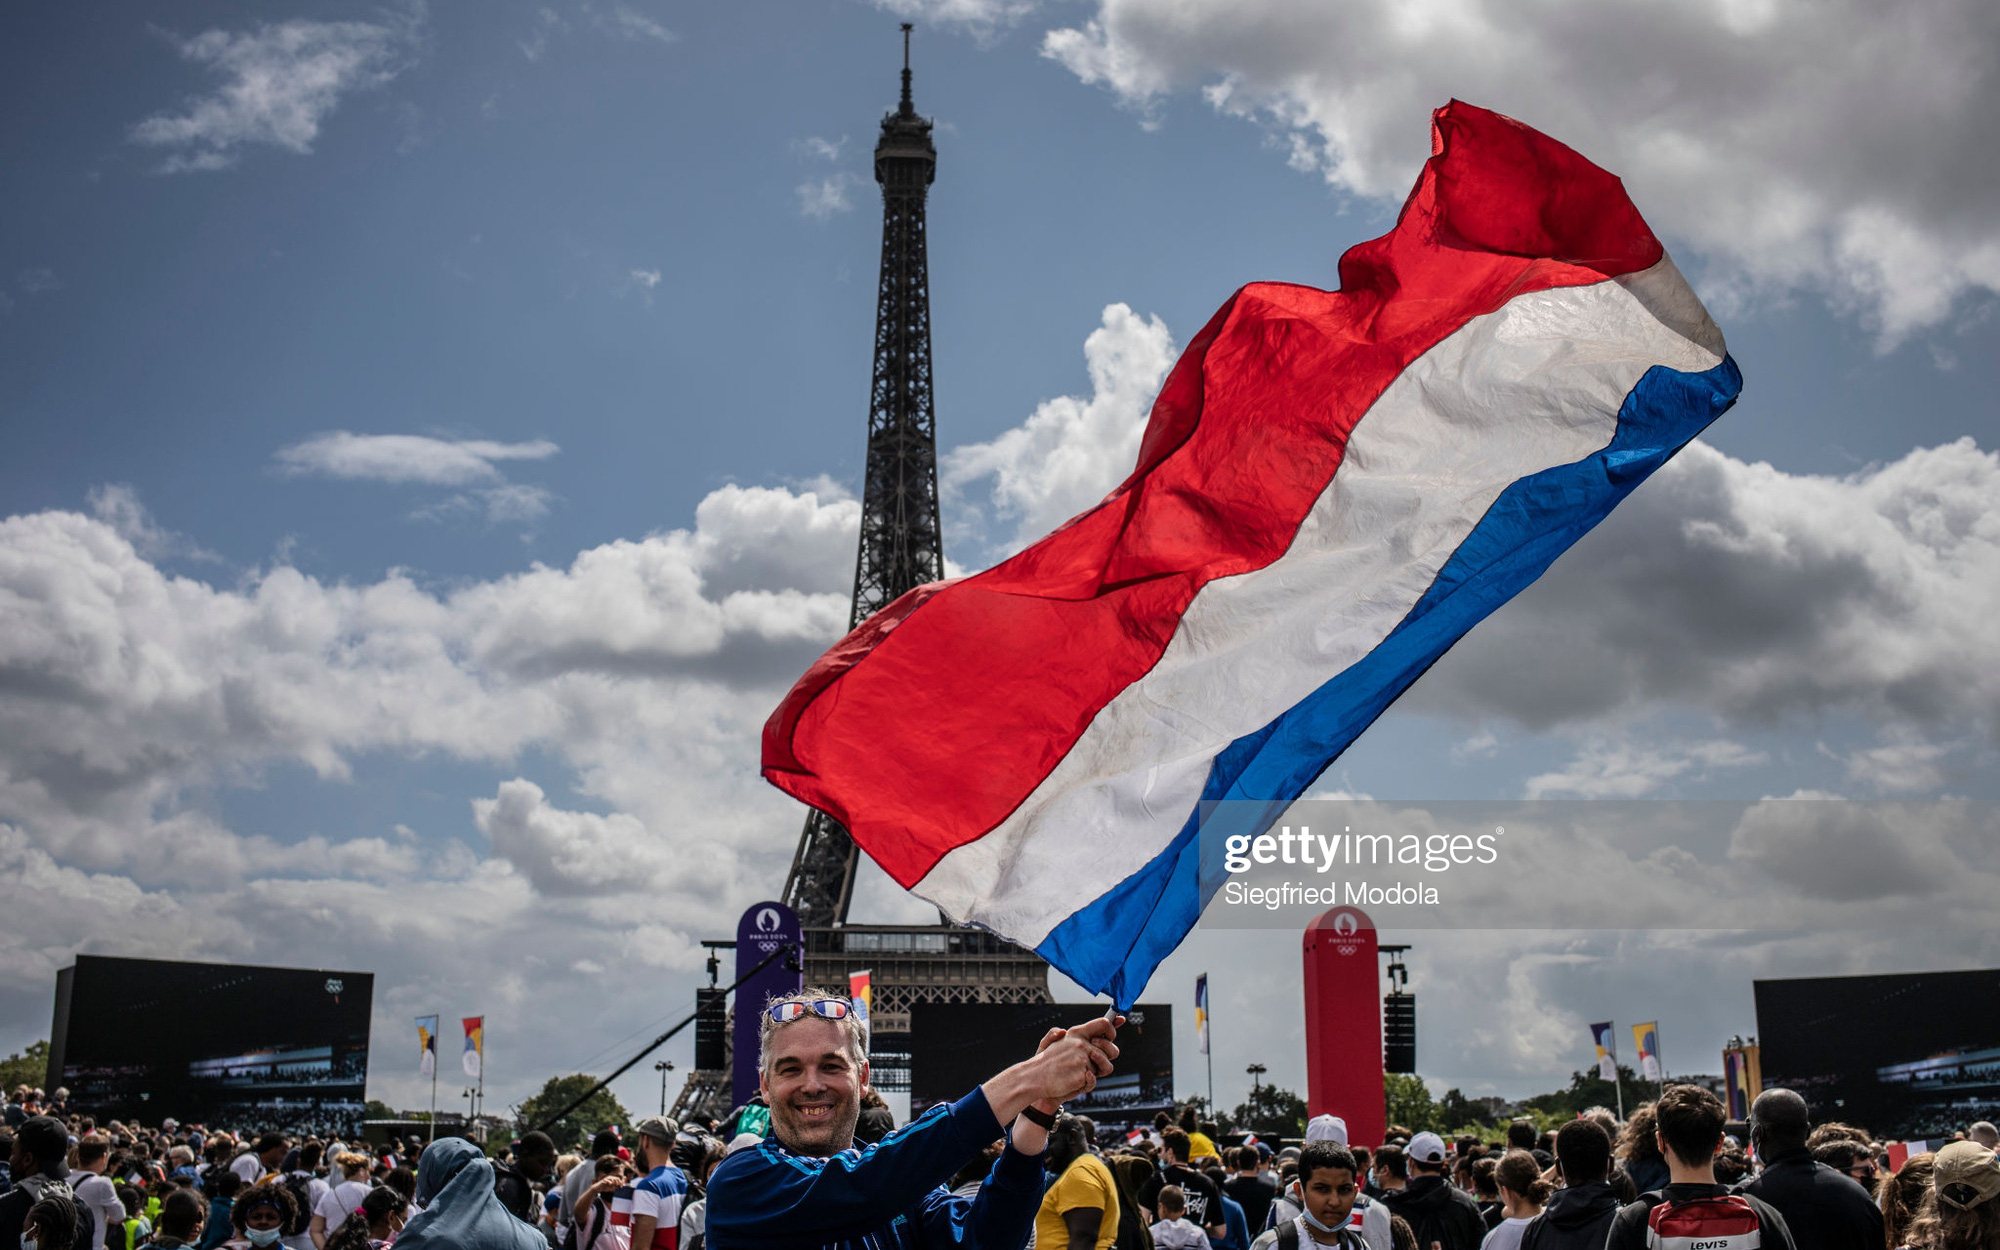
[766,999,852,1024]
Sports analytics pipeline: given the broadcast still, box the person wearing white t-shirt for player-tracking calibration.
[1479,1151,1550,1250]
[235,1134,289,1187]
[310,1152,374,1249]
[73,1136,127,1247]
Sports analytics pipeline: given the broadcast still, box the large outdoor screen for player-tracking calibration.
[909,1002,1172,1126]
[49,954,373,1135]
[1755,968,2000,1139]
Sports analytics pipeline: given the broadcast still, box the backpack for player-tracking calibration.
[1273,1219,1365,1250]
[1644,1192,1763,1249]
[280,1174,317,1236]
[19,1176,94,1250]
[733,1103,771,1139]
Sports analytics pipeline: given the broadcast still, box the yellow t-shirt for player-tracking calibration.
[1034,1152,1120,1250]
[1188,1131,1219,1161]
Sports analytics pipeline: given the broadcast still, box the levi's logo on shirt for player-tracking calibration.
[1646,1195,1761,1250]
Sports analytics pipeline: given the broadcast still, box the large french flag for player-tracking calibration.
[765,102,1740,1005]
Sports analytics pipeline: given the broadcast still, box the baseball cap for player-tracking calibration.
[1935,1141,2000,1210]
[1407,1131,1447,1164]
[1306,1115,1349,1146]
[726,1132,764,1156]
[633,1116,679,1145]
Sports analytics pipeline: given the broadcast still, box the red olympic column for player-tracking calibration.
[1303,905,1386,1149]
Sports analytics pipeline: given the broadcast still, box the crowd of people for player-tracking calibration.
[1019,1085,2000,1250]
[5,1001,2000,1250]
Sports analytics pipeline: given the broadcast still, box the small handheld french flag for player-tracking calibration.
[765,101,1739,1006]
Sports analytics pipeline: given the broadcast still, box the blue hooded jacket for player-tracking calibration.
[394,1138,547,1250]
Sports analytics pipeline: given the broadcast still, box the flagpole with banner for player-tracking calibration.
[1590,1021,1624,1120]
[847,971,872,1056]
[462,1017,485,1126]
[1196,973,1212,1114]
[417,1016,440,1141]
[1633,1021,1663,1087]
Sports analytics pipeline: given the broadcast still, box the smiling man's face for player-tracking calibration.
[760,1016,866,1157]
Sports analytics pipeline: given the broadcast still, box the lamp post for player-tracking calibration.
[655,1059,675,1117]
[1246,1062,1267,1122]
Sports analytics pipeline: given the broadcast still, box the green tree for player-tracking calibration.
[1384,1072,1439,1135]
[362,1100,399,1121]
[1437,1087,1490,1129]
[0,1041,49,1092]
[514,1075,630,1153]
[1520,1066,1656,1120]
[1231,1083,1308,1140]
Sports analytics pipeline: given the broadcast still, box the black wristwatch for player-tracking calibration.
[1019,1103,1060,1130]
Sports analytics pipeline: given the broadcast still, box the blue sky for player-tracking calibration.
[3,0,1998,1122]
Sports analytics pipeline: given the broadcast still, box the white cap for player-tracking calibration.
[1306,1115,1349,1146]
[1408,1131,1447,1164]
[726,1132,764,1156]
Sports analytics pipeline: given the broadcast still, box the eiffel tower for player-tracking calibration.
[781,25,1049,1101]
[675,29,1049,1126]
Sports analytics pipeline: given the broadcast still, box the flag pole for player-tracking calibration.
[1613,1022,1624,1121]
[477,1020,485,1125]
[1204,975,1214,1115]
[429,1021,438,1143]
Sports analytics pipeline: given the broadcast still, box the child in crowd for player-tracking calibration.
[1151,1185,1212,1250]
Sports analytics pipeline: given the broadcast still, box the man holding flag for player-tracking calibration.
[706,989,1122,1249]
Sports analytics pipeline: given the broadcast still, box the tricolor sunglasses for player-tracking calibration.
[767,998,853,1024]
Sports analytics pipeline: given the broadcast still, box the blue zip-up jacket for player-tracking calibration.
[705,1087,1043,1250]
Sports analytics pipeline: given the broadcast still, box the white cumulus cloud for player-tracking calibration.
[1406,438,2000,757]
[0,482,856,880]
[942,302,1176,559]
[132,14,418,172]
[276,432,560,486]
[1042,0,2000,345]
[796,174,862,219]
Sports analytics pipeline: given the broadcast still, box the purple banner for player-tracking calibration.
[731,900,803,1110]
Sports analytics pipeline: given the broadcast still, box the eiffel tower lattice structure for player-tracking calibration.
[673,28,1049,1126]
[782,24,1049,1101]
